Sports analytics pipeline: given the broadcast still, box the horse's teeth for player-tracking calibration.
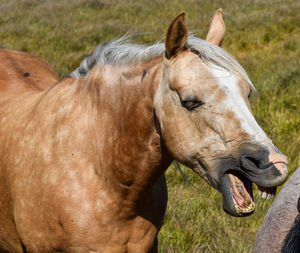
[257,189,275,199]
[261,192,267,199]
[258,189,262,196]
[234,200,255,214]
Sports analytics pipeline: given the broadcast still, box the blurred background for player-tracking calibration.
[0,0,299,252]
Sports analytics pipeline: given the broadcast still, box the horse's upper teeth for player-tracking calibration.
[258,189,275,199]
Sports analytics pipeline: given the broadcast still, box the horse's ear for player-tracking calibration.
[165,12,188,59]
[206,9,226,46]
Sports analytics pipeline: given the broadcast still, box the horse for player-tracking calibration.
[0,9,288,252]
[282,196,300,253]
[252,167,300,253]
[0,49,59,91]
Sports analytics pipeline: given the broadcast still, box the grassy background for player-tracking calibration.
[0,0,299,252]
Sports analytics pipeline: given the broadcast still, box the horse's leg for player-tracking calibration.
[0,240,24,253]
[150,237,158,253]
[155,174,168,230]
[149,174,168,253]
[137,174,167,253]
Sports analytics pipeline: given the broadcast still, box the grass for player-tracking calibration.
[0,0,299,252]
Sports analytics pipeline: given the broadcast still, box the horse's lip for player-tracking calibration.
[234,162,287,188]
[273,161,288,166]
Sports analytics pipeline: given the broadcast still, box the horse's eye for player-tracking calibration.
[181,99,204,111]
[248,90,252,98]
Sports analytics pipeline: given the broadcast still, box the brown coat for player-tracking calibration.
[0,50,169,252]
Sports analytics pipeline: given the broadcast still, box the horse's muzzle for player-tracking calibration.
[217,144,288,217]
[239,148,288,188]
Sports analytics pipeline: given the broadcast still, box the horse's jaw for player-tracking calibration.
[187,144,288,217]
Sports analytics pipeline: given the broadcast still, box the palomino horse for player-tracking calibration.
[0,49,59,91]
[253,167,300,253]
[0,10,288,252]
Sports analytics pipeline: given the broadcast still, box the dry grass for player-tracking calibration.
[0,0,299,252]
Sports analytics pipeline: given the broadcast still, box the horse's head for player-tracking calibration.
[154,10,288,217]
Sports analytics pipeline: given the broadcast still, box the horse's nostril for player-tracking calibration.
[241,155,263,170]
[245,156,261,168]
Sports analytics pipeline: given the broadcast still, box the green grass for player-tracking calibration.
[0,0,299,252]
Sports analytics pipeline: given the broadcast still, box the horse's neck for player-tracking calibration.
[78,56,171,203]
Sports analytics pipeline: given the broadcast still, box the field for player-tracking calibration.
[0,0,299,252]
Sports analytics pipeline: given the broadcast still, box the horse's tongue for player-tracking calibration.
[228,174,253,208]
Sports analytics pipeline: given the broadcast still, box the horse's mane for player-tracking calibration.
[67,34,252,87]
[281,196,300,253]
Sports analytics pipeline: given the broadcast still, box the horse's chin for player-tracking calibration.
[219,171,277,217]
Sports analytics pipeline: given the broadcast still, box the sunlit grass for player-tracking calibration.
[0,0,299,252]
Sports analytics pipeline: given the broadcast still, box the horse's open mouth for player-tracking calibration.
[220,171,277,217]
[228,172,255,214]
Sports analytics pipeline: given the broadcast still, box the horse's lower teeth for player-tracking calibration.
[233,197,255,213]
[235,202,255,213]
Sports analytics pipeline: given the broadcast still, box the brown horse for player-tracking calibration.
[0,10,288,253]
[0,49,59,91]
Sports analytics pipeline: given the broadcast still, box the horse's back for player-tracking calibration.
[0,49,59,95]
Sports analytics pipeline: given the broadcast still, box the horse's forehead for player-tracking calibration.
[170,52,248,101]
[171,56,230,99]
[173,51,203,72]
[171,53,217,88]
[207,66,246,98]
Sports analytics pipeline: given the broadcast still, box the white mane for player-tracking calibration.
[67,34,252,86]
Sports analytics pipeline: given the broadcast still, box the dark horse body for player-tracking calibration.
[253,168,300,253]
[0,11,288,252]
[282,196,300,253]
